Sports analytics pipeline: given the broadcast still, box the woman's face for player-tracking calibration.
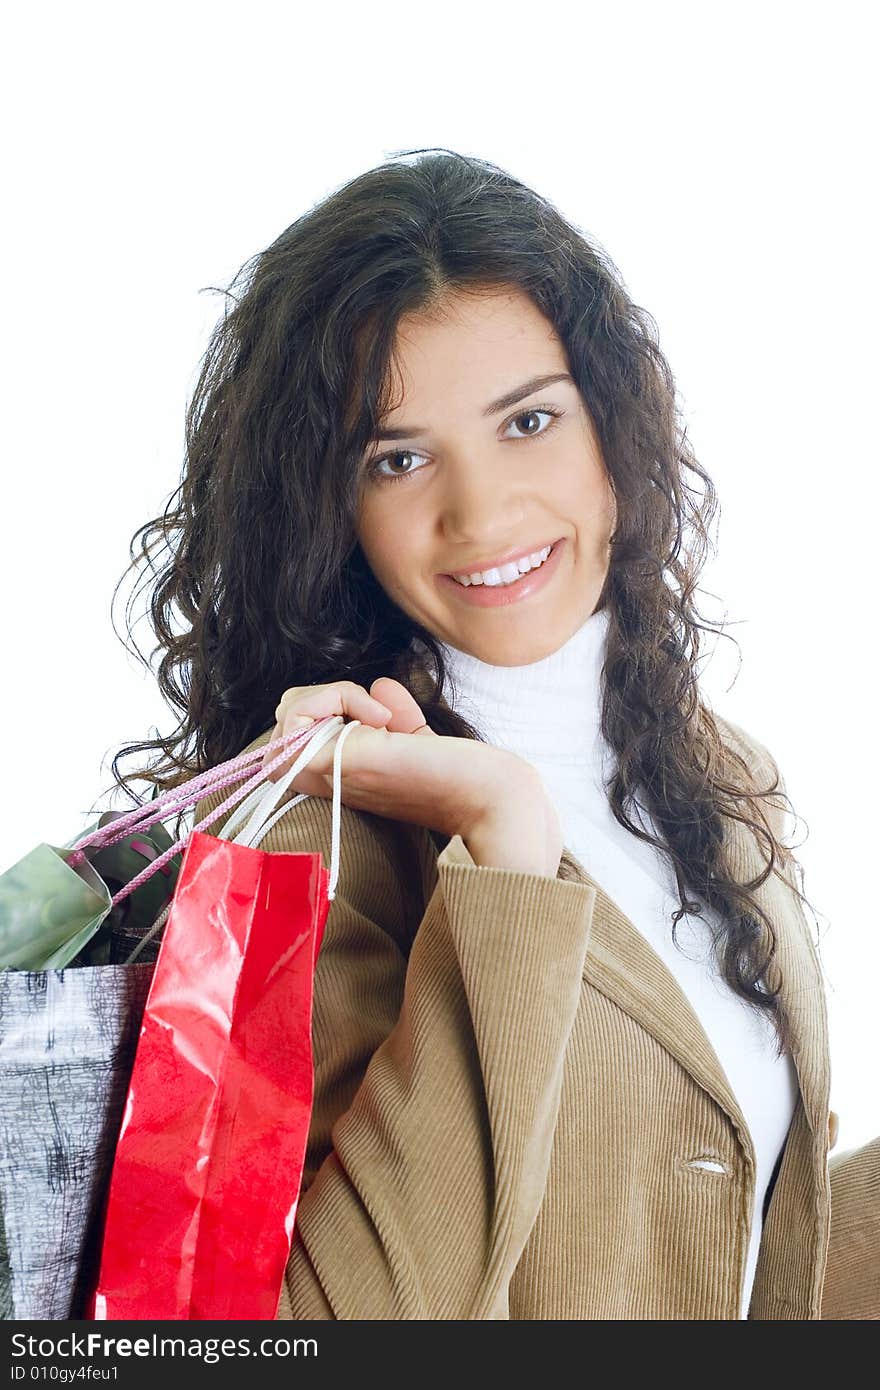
[355,286,616,665]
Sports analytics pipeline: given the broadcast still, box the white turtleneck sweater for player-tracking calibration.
[431,604,798,1320]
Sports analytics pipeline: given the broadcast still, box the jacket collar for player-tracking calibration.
[407,659,829,1151]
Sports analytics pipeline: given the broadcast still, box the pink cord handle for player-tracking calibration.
[68,720,335,858]
[67,718,336,910]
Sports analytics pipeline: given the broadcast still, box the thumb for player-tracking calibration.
[410,718,436,736]
[369,677,436,735]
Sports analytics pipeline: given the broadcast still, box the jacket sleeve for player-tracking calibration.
[821,1137,880,1319]
[193,745,597,1320]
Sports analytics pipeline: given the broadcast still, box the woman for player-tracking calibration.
[112,149,872,1319]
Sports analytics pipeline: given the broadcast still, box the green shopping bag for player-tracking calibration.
[0,796,181,971]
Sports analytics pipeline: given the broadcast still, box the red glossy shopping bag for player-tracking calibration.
[84,714,357,1321]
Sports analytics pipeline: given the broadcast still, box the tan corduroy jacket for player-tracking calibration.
[194,700,878,1320]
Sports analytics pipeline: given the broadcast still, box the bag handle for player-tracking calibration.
[67,722,334,901]
[68,724,331,861]
[218,716,362,902]
[218,719,343,845]
[123,717,361,965]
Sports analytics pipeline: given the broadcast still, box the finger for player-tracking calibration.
[369,677,435,735]
[276,680,393,730]
[262,681,394,783]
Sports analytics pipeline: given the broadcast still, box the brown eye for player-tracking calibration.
[386,452,416,475]
[516,411,542,434]
[503,407,562,442]
[367,448,429,485]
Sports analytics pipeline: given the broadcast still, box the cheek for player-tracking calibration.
[356,497,390,570]
[357,506,417,594]
[558,451,614,531]
[608,488,618,534]
[583,453,615,520]
[561,417,611,522]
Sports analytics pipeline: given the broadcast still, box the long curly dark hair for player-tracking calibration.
[108,146,818,1056]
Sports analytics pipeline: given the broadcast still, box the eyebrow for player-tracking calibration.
[370,372,575,441]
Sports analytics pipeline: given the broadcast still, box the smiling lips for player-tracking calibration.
[445,537,561,583]
[451,543,554,587]
[437,538,566,608]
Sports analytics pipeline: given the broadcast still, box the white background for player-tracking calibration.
[2,2,876,1152]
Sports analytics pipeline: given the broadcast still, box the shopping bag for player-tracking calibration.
[0,721,331,1320]
[0,781,229,972]
[0,963,154,1320]
[87,714,359,1321]
[71,806,182,965]
[0,813,180,972]
[0,805,191,1319]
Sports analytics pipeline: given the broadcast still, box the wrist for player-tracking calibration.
[462,761,562,877]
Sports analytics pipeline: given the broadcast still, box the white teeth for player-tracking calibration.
[496,562,522,584]
[453,544,552,587]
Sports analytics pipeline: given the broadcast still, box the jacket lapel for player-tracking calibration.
[406,657,829,1145]
[560,824,829,1155]
[564,844,755,1154]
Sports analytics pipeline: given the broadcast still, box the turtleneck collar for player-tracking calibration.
[431,603,612,773]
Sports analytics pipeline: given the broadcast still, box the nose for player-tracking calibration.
[438,453,528,550]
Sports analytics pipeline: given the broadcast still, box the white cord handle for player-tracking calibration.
[125,716,362,962]
[217,715,362,900]
[219,718,343,841]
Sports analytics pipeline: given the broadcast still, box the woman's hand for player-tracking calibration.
[259,677,563,874]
